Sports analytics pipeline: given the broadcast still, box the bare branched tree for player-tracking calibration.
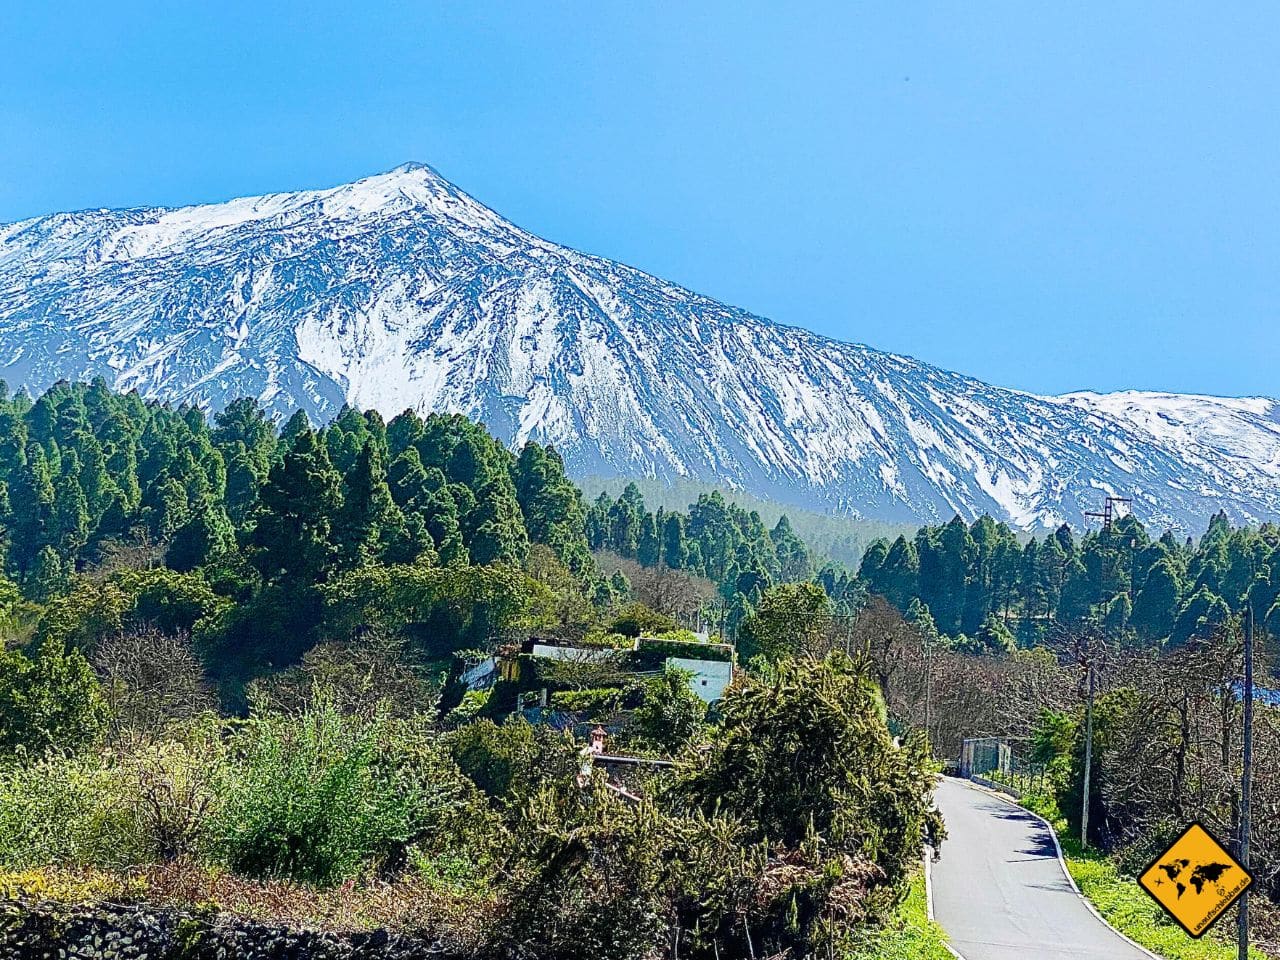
[121,736,220,861]
[85,527,168,577]
[594,551,716,624]
[250,628,438,717]
[851,596,921,711]
[93,627,216,739]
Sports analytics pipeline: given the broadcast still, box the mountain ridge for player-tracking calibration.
[2,162,1278,532]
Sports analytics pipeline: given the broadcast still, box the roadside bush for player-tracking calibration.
[490,783,668,960]
[676,653,943,895]
[1030,706,1076,794]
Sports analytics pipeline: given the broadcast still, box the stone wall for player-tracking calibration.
[0,899,463,960]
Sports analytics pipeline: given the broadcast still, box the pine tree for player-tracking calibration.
[770,515,810,582]
[607,485,646,558]
[334,441,403,568]
[1169,586,1231,647]
[738,582,831,664]
[513,443,591,574]
[166,501,236,572]
[27,546,67,602]
[7,445,55,577]
[278,410,312,454]
[248,427,342,585]
[1131,559,1183,641]
[637,512,661,567]
[661,512,688,569]
[962,614,1016,655]
[51,472,90,558]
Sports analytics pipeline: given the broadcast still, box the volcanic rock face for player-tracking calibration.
[2,163,1277,530]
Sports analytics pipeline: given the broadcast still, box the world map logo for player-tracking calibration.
[1153,857,1234,899]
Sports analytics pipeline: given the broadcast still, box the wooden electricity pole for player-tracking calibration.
[1239,604,1254,960]
[1064,623,1105,851]
[924,629,934,753]
[1082,658,1095,848]
[1080,495,1129,850]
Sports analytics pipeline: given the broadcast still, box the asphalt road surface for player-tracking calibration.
[932,777,1152,960]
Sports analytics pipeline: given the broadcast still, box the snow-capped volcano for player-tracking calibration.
[1,163,1278,531]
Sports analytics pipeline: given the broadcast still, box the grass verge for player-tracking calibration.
[844,870,953,960]
[1018,792,1267,960]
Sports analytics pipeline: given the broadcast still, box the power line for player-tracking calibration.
[1083,496,1133,532]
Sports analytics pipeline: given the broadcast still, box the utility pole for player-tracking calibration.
[1078,496,1130,848]
[1068,624,1104,850]
[1239,604,1254,960]
[924,628,933,753]
[1082,657,1095,848]
[1084,495,1133,532]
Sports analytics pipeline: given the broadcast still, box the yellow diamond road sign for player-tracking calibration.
[1138,822,1253,938]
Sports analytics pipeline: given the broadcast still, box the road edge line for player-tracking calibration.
[951,776,1162,960]
[924,842,969,960]
[924,846,935,921]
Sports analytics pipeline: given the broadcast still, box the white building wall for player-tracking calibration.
[668,657,734,704]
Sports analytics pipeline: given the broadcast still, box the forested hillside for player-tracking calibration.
[0,377,1273,705]
[856,512,1279,652]
[2,378,1280,956]
[0,381,953,960]
[0,378,880,696]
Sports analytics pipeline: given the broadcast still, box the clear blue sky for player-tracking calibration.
[2,2,1276,398]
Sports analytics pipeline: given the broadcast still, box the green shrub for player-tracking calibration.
[608,602,676,639]
[444,689,490,725]
[0,721,226,870]
[548,686,625,716]
[0,753,148,868]
[578,630,633,649]
[0,639,106,755]
[634,636,733,665]
[118,729,223,861]
[677,653,943,893]
[492,784,668,960]
[446,718,577,809]
[654,628,699,642]
[628,666,705,753]
[209,697,460,885]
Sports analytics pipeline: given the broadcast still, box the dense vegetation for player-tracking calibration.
[2,378,1279,955]
[858,512,1279,651]
[0,380,944,960]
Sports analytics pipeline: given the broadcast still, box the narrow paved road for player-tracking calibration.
[932,777,1152,960]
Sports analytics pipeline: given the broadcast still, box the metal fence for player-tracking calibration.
[959,736,1049,797]
[959,737,1010,778]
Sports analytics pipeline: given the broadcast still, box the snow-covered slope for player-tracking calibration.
[1,162,1277,531]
